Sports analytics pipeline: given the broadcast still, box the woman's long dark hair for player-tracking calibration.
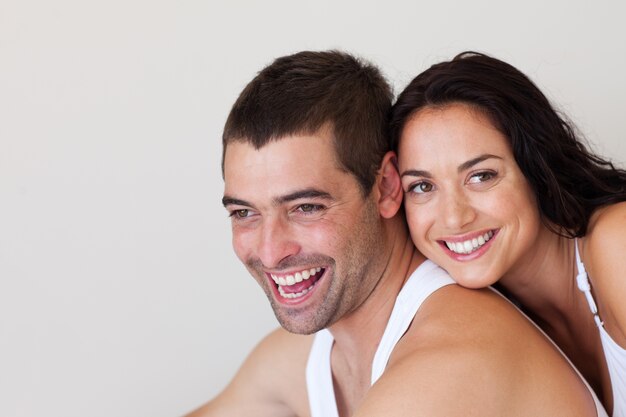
[390,51,626,237]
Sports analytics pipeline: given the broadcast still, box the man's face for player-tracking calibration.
[222,131,384,334]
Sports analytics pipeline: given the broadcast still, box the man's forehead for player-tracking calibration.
[223,134,354,202]
[224,134,337,176]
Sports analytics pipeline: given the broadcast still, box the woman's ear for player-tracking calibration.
[375,151,403,219]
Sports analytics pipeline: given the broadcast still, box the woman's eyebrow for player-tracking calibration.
[400,169,431,179]
[400,154,503,179]
[458,154,502,172]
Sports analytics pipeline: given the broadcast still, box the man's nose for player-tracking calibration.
[256,215,300,269]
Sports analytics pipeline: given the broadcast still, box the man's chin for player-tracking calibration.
[271,307,332,335]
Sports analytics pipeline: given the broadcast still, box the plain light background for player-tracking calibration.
[1,0,625,416]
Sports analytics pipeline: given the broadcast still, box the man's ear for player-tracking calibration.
[375,151,403,219]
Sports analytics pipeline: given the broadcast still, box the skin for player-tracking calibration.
[398,103,544,289]
[398,102,626,413]
[222,130,386,335]
[186,128,600,417]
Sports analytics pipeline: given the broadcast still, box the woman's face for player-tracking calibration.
[397,103,542,288]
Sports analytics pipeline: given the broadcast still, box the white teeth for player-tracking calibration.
[269,267,324,286]
[278,285,312,299]
[271,266,326,299]
[445,231,495,255]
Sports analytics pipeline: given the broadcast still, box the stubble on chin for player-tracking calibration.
[246,255,338,335]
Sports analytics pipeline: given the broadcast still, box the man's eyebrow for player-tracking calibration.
[400,154,503,179]
[222,196,251,208]
[222,189,333,208]
[275,188,333,205]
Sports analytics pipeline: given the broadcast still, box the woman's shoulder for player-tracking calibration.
[584,201,626,267]
[587,201,626,238]
[583,201,626,345]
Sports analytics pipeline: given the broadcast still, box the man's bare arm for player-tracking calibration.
[185,328,312,417]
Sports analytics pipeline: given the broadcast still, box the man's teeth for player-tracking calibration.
[278,285,312,299]
[270,267,322,287]
[445,231,494,255]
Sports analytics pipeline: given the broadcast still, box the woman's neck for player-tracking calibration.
[497,226,609,402]
[498,225,578,319]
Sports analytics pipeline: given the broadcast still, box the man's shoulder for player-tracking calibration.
[409,284,532,343]
[356,285,599,417]
[391,285,535,370]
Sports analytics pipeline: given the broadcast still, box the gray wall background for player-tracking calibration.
[1,0,625,416]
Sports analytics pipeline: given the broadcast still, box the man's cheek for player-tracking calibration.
[231,231,252,262]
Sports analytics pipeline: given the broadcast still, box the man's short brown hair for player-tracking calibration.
[222,50,393,195]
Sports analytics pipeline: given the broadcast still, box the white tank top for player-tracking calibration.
[306,259,607,417]
[305,260,453,417]
[576,239,626,417]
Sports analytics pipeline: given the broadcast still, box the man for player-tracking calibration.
[187,50,603,416]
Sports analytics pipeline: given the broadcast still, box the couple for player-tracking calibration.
[188,50,626,416]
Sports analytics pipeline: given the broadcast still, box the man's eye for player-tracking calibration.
[231,209,250,218]
[410,182,434,194]
[297,204,324,213]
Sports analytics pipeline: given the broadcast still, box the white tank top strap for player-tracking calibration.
[574,238,626,417]
[370,260,454,384]
[306,329,339,417]
[600,328,626,417]
[575,238,604,328]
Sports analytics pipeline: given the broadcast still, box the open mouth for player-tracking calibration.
[269,267,326,299]
[441,230,496,255]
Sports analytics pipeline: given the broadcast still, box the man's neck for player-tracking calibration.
[326,219,426,411]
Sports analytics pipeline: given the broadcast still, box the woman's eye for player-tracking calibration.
[410,182,434,194]
[468,171,495,184]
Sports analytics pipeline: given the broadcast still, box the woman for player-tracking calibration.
[390,52,626,415]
